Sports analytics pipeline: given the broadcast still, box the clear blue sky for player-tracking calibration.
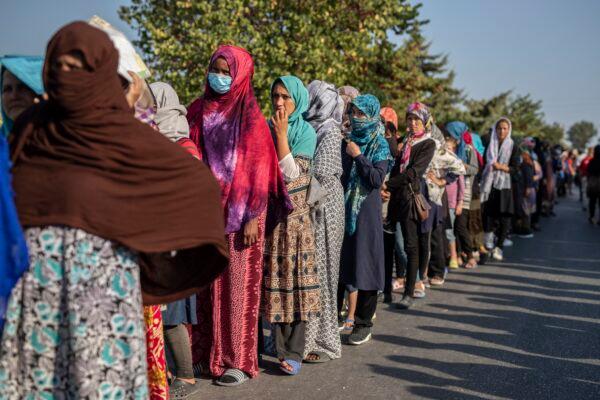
[1,0,599,138]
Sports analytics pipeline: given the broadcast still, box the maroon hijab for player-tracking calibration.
[10,22,228,304]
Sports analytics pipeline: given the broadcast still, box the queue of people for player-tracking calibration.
[0,20,586,400]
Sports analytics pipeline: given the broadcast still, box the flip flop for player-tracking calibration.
[304,351,331,364]
[215,368,249,387]
[280,359,301,375]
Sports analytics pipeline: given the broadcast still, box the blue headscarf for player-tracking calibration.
[0,56,44,138]
[345,94,393,235]
[271,75,317,159]
[1,135,29,333]
[0,56,39,332]
[471,132,485,156]
[445,121,468,162]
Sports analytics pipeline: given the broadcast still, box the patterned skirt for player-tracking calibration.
[0,226,148,399]
[262,157,320,324]
[192,213,266,378]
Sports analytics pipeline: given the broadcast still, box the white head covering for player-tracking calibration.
[149,82,189,142]
[481,117,514,202]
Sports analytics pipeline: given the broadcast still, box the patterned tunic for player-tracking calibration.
[0,226,148,399]
[262,157,320,324]
[304,130,345,359]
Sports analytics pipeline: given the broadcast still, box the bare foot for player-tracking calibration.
[280,360,293,372]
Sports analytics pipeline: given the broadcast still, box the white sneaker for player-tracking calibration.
[518,233,534,239]
[472,251,480,262]
[484,232,495,250]
[503,238,513,247]
[492,247,504,261]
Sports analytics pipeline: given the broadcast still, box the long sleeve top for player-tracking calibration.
[446,175,464,209]
[387,138,436,222]
[279,153,301,182]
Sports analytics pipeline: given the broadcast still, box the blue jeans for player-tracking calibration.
[394,221,408,274]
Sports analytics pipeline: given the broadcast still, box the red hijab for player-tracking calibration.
[188,45,291,234]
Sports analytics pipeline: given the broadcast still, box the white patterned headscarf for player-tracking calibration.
[481,117,514,202]
[305,80,344,144]
[149,82,189,142]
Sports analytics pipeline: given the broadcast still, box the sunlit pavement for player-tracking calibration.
[196,195,600,400]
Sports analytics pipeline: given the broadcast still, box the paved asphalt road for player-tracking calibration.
[195,196,600,400]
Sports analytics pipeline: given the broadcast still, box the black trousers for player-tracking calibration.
[428,223,445,279]
[400,216,431,296]
[454,212,473,258]
[483,214,511,250]
[273,321,306,362]
[384,232,399,295]
[355,290,378,328]
[590,194,600,219]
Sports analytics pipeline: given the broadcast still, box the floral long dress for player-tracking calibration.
[0,226,148,399]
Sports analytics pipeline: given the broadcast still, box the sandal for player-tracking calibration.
[215,368,249,387]
[464,259,478,269]
[429,276,445,286]
[338,318,354,332]
[304,351,331,364]
[392,278,405,293]
[280,359,301,376]
[169,379,202,399]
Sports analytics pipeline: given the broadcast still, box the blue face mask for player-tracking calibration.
[208,72,232,94]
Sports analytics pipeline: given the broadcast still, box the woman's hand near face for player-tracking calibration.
[271,108,291,160]
[125,71,144,108]
[271,108,289,141]
[346,141,362,158]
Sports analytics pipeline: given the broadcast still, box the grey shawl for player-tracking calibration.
[149,82,189,142]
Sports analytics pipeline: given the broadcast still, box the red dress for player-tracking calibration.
[191,213,266,377]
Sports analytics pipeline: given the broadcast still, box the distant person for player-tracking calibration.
[586,145,600,224]
[481,118,520,261]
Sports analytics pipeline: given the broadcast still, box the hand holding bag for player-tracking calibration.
[409,183,431,221]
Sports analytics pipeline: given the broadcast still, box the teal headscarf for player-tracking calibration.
[445,121,468,162]
[471,132,485,156]
[272,75,316,159]
[0,56,44,138]
[345,94,394,235]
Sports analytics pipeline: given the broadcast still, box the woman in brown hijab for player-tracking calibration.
[0,22,227,398]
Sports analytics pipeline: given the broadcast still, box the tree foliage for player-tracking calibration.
[568,121,597,151]
[120,0,430,110]
[463,91,563,143]
[119,0,573,145]
[540,122,565,145]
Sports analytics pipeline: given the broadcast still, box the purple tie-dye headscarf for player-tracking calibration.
[188,45,291,234]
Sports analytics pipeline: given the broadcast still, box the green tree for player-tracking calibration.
[463,91,549,139]
[379,32,464,125]
[119,0,425,111]
[539,122,565,144]
[567,121,597,150]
